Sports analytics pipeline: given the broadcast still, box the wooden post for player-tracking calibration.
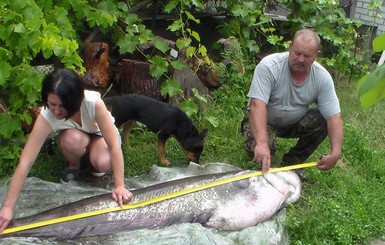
[112,59,165,100]
[83,42,110,87]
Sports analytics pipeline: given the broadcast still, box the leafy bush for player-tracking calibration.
[358,33,385,108]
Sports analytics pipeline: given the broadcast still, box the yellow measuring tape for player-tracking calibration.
[3,162,316,235]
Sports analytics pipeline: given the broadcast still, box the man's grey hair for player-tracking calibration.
[292,29,321,50]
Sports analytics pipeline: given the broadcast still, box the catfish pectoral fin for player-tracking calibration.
[232,179,251,189]
[193,211,213,225]
[231,171,253,189]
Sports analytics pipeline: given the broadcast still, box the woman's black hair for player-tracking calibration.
[41,68,85,119]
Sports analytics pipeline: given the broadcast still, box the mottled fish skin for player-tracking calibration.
[5,170,300,240]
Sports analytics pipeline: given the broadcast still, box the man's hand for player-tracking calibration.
[252,143,271,173]
[112,186,133,207]
[317,153,339,170]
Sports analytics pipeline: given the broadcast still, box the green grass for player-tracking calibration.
[12,73,385,244]
[285,80,385,244]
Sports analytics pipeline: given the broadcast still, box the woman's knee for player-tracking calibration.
[88,137,112,172]
[58,129,90,152]
[89,152,111,172]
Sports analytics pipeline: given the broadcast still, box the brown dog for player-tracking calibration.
[103,94,207,165]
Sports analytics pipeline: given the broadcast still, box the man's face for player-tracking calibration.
[288,38,319,75]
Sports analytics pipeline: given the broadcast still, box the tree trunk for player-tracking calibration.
[83,42,110,87]
[112,59,165,101]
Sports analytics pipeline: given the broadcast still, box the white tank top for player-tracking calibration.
[41,90,114,136]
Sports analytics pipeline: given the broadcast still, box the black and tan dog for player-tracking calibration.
[103,94,207,165]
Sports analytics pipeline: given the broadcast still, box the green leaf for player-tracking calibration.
[185,11,200,24]
[167,19,183,32]
[117,35,138,54]
[185,46,196,57]
[191,0,204,9]
[231,4,245,17]
[267,35,283,45]
[0,143,22,162]
[68,0,87,11]
[198,45,207,56]
[179,99,199,117]
[372,33,385,52]
[170,60,186,70]
[19,2,44,20]
[191,31,200,42]
[206,114,220,128]
[191,88,207,103]
[243,1,257,10]
[47,7,75,38]
[13,23,25,33]
[41,38,55,58]
[160,78,181,97]
[246,39,260,54]
[138,29,154,44]
[358,76,385,108]
[10,0,29,9]
[357,64,385,108]
[153,38,169,54]
[164,0,178,13]
[358,63,385,96]
[149,56,168,79]
[0,113,22,138]
[117,2,129,12]
[0,61,12,86]
[176,38,191,50]
[230,3,252,18]
[0,48,13,61]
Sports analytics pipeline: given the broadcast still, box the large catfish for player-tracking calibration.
[4,170,301,240]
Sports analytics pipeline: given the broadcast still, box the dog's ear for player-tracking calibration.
[200,128,208,139]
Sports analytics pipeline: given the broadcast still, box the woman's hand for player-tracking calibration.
[0,206,14,234]
[112,186,133,207]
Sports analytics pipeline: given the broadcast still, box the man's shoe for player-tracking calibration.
[61,169,79,184]
[294,169,309,182]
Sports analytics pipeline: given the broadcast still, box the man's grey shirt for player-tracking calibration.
[247,52,340,128]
